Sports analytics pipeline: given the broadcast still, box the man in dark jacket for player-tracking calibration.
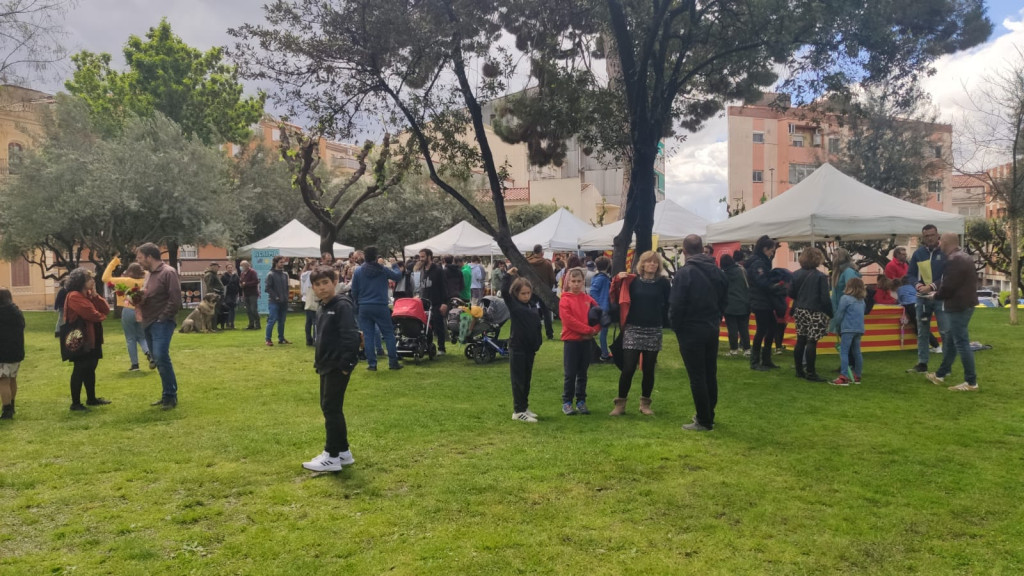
[0,287,25,419]
[265,256,292,346]
[418,248,450,354]
[303,266,362,472]
[907,224,947,372]
[350,245,404,371]
[443,255,465,301]
[926,233,980,391]
[671,235,729,432]
[238,260,261,330]
[527,244,557,339]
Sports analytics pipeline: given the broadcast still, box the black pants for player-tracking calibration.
[774,321,787,348]
[793,335,819,375]
[724,313,750,351]
[304,310,317,345]
[70,355,100,405]
[429,305,447,351]
[244,294,260,328]
[677,328,719,429]
[618,349,659,398]
[562,340,592,403]
[509,348,535,413]
[903,304,939,347]
[320,369,351,456]
[751,308,778,366]
[540,299,555,339]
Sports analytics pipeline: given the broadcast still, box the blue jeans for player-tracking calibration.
[145,320,178,401]
[598,325,610,358]
[916,296,943,365]
[121,308,149,366]
[266,301,287,342]
[935,307,977,385]
[358,304,399,368]
[839,332,863,379]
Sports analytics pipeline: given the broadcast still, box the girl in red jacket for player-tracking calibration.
[559,267,601,415]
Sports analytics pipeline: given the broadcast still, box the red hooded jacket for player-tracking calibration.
[609,274,636,326]
[559,291,600,341]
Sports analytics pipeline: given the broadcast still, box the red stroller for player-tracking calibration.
[392,298,437,361]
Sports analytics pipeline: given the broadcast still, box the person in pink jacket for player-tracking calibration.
[559,267,601,416]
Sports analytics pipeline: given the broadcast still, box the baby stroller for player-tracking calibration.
[392,297,437,361]
[461,296,510,364]
[447,297,468,345]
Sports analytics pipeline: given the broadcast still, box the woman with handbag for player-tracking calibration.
[609,251,671,416]
[789,248,833,382]
[102,256,151,371]
[62,269,111,411]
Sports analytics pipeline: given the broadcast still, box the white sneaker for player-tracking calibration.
[925,372,945,386]
[743,350,751,357]
[337,450,355,466]
[726,350,738,356]
[948,382,978,392]
[524,409,538,418]
[302,451,342,472]
[512,412,538,423]
[931,346,942,353]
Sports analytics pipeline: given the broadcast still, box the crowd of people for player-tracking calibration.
[0,226,982,479]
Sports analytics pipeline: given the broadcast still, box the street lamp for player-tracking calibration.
[769,167,775,199]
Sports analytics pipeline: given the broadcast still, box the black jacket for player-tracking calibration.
[501,274,543,353]
[722,263,750,316]
[745,252,785,311]
[789,269,833,316]
[0,302,25,363]
[314,293,361,375]
[419,264,448,308]
[670,254,728,333]
[444,265,464,300]
[222,272,240,303]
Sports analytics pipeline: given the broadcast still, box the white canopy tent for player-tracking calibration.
[577,199,711,250]
[404,220,495,258]
[237,219,353,258]
[705,164,966,243]
[492,208,595,254]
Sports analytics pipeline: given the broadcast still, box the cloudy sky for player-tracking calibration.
[46,1,1024,222]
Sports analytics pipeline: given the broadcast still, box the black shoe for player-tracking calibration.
[150,399,167,407]
[86,398,111,406]
[906,363,928,373]
[805,373,827,382]
[764,362,781,369]
[70,403,89,412]
[0,405,13,419]
[161,400,177,411]
[750,364,770,372]
[367,365,377,371]
[306,340,314,347]
[129,364,140,372]
[389,364,404,371]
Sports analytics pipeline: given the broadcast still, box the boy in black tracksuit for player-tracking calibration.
[502,270,543,422]
[302,267,362,472]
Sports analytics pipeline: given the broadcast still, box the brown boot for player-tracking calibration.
[609,397,627,416]
[639,396,654,415]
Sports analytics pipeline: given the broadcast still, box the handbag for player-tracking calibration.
[609,324,624,370]
[60,315,93,361]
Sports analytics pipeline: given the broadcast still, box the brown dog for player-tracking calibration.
[180,294,219,333]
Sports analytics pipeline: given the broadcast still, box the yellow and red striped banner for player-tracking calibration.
[719,305,940,354]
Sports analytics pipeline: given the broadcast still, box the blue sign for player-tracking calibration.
[252,249,279,315]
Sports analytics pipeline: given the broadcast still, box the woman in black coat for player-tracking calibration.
[745,235,786,370]
[720,253,751,356]
[789,247,833,382]
[0,288,25,419]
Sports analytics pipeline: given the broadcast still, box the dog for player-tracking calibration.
[180,293,220,334]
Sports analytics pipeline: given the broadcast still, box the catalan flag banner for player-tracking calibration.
[719,304,941,354]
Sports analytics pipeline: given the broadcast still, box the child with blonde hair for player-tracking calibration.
[833,277,866,386]
[559,267,601,415]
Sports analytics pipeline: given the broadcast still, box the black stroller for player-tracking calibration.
[461,296,510,364]
[392,297,437,361]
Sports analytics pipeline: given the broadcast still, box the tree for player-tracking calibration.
[278,129,411,258]
[500,0,991,271]
[65,18,265,145]
[0,95,246,278]
[956,48,1024,324]
[232,141,310,243]
[0,0,74,84]
[828,84,947,270]
[230,0,568,306]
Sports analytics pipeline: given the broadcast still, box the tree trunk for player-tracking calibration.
[166,240,179,269]
[1010,217,1019,325]
[493,231,558,310]
[320,221,338,258]
[611,142,658,273]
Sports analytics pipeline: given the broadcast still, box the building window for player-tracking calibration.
[788,123,795,134]
[7,142,24,174]
[752,132,765,143]
[791,135,804,148]
[753,170,763,183]
[928,180,943,202]
[958,205,983,218]
[933,145,942,159]
[232,144,242,157]
[789,163,816,184]
[828,137,840,154]
[178,245,198,259]
[11,256,30,287]
[271,129,281,141]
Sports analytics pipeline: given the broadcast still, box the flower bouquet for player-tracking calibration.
[109,281,130,296]
[126,285,144,306]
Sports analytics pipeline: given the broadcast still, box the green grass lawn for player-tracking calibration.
[2,309,1022,575]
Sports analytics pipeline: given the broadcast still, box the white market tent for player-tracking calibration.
[492,208,595,254]
[237,219,353,258]
[705,163,965,243]
[404,220,495,258]
[577,199,711,250]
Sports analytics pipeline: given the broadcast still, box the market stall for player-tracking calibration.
[404,220,494,258]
